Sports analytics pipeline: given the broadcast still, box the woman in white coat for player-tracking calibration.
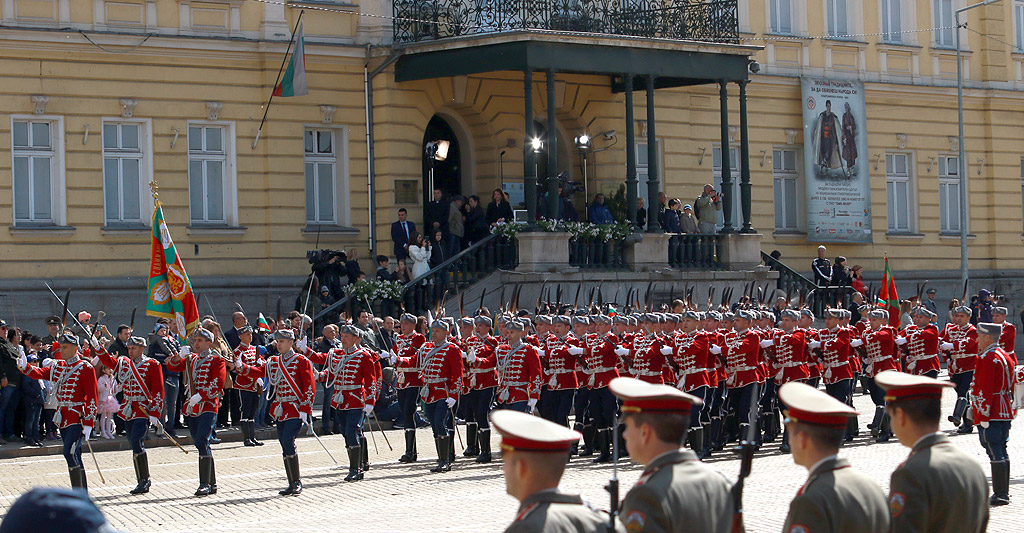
[406,232,431,281]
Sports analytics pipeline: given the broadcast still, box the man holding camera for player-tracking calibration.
[694,184,722,234]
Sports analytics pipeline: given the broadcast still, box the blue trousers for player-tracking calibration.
[277,418,303,456]
[333,409,365,447]
[126,418,149,454]
[465,388,494,429]
[540,389,574,427]
[424,400,451,437]
[187,412,217,456]
[729,383,759,427]
[397,387,419,429]
[588,387,617,430]
[866,377,886,407]
[685,386,710,428]
[162,377,179,430]
[321,386,336,431]
[60,424,84,468]
[23,403,42,442]
[951,371,973,398]
[824,379,853,405]
[979,421,1011,461]
[495,400,529,413]
[573,387,592,426]
[709,384,728,418]
[0,385,22,439]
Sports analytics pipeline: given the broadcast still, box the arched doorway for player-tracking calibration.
[532,119,576,218]
[422,115,462,211]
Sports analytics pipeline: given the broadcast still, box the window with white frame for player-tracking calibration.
[635,140,665,202]
[187,124,233,225]
[826,0,849,37]
[102,121,148,224]
[712,146,741,229]
[770,0,794,34]
[305,129,338,225]
[935,0,955,47]
[773,149,800,231]
[886,153,912,232]
[881,0,903,43]
[938,155,961,233]
[12,118,64,225]
[1015,0,1024,50]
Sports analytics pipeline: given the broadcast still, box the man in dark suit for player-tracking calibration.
[391,208,415,261]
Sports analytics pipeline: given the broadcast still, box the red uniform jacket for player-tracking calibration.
[584,333,621,389]
[25,354,98,429]
[95,348,164,421]
[998,322,1017,366]
[417,341,464,403]
[861,327,900,377]
[394,332,426,388]
[942,324,978,375]
[313,346,379,410]
[772,329,810,383]
[232,344,264,393]
[817,327,854,384]
[669,330,713,391]
[543,334,581,390]
[723,329,762,388]
[803,328,822,379]
[463,334,498,390]
[629,333,667,384]
[970,345,1017,424]
[902,324,940,376]
[239,351,315,421]
[494,342,543,403]
[167,350,225,417]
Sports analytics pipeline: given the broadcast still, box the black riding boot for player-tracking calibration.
[869,406,884,437]
[689,427,705,458]
[249,422,263,446]
[344,446,363,482]
[475,429,492,463]
[463,422,479,456]
[990,460,1010,506]
[130,452,151,494]
[195,456,213,497]
[579,424,596,456]
[593,429,611,463]
[279,454,302,495]
[876,413,892,442]
[399,429,417,462]
[360,435,370,471]
[69,466,88,491]
[430,436,452,472]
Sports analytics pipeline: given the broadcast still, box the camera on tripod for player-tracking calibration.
[307,249,345,265]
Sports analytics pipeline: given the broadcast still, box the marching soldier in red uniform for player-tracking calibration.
[463,315,499,462]
[391,313,425,462]
[667,310,715,457]
[704,311,729,457]
[411,319,463,473]
[860,309,900,442]
[628,314,669,384]
[971,322,1017,506]
[236,329,316,495]
[814,309,857,441]
[722,310,763,444]
[309,324,378,482]
[991,306,1016,365]
[92,335,164,494]
[232,325,266,447]
[166,327,226,497]
[583,316,626,463]
[494,319,544,414]
[540,316,582,428]
[941,305,978,433]
[20,333,98,491]
[772,309,809,453]
[899,307,940,378]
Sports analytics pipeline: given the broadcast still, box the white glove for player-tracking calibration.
[379,351,391,361]
[537,349,546,357]
[16,354,27,371]
[389,353,398,365]
[660,346,674,355]
[234,356,243,369]
[179,346,191,357]
[466,349,477,363]
[808,340,821,349]
[90,337,101,351]
[362,404,374,414]
[149,416,160,427]
[299,411,308,423]
[980,421,990,429]
[895,337,907,346]
[941,342,955,351]
[527,398,538,411]
[567,346,584,355]
[677,377,687,389]
[850,339,864,347]
[614,347,630,356]
[188,393,202,408]
[760,339,773,348]
[445,397,456,409]
[710,345,722,355]
[83,425,92,440]
[296,339,308,353]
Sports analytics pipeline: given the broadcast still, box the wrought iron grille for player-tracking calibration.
[393,0,740,44]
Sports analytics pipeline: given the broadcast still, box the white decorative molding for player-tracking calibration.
[31,95,49,115]
[206,101,223,121]
[895,133,907,150]
[948,135,959,153]
[784,128,799,145]
[319,105,337,125]
[728,125,738,142]
[120,98,138,118]
[637,119,648,137]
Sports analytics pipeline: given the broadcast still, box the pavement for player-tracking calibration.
[0,383,1020,532]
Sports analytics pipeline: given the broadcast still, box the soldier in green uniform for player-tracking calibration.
[778,381,889,533]
[875,371,989,532]
[610,377,733,533]
[491,410,621,533]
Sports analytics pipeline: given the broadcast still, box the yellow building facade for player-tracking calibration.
[1,0,1022,319]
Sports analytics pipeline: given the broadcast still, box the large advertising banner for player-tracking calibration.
[801,77,872,243]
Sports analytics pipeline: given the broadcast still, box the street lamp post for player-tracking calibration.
[955,0,1000,292]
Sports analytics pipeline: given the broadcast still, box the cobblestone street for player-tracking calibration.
[0,385,1019,532]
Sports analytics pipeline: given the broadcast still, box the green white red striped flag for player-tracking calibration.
[146,201,200,336]
[879,257,900,328]
[257,313,272,333]
[273,22,307,97]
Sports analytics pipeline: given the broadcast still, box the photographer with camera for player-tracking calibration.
[694,184,723,234]
[308,249,346,299]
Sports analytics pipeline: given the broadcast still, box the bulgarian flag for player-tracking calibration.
[146,201,201,336]
[257,313,273,333]
[879,257,900,328]
[272,21,307,97]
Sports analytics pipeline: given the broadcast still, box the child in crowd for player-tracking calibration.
[95,363,120,439]
[19,355,44,446]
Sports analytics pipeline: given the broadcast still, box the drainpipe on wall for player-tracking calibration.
[364,44,402,259]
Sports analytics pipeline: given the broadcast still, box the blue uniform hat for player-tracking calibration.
[58,333,79,345]
[780,309,800,320]
[0,488,122,533]
[977,322,1002,336]
[474,316,493,327]
[273,328,295,341]
[337,325,360,336]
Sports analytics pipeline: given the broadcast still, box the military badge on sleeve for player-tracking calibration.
[622,510,646,533]
[889,492,906,517]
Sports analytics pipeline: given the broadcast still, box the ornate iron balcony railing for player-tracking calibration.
[393,0,740,44]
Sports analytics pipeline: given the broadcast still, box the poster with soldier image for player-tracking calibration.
[801,77,872,243]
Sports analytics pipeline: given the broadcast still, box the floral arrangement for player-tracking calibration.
[537,219,560,232]
[490,222,525,238]
[565,221,635,242]
[347,279,404,301]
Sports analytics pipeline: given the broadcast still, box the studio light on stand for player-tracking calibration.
[424,139,450,195]
[575,134,592,201]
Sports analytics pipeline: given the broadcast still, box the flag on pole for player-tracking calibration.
[879,257,900,328]
[146,201,201,336]
[273,21,307,97]
[257,313,272,333]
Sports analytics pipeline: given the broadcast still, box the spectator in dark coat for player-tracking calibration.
[830,256,851,287]
[463,195,487,245]
[588,194,614,224]
[424,188,448,236]
[662,199,682,233]
[375,255,394,281]
[390,208,415,261]
[485,189,514,227]
[20,356,43,446]
[344,249,363,284]
[429,229,449,267]
[636,198,647,229]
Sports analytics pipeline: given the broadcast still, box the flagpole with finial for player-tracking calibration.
[252,9,305,149]
[150,180,160,207]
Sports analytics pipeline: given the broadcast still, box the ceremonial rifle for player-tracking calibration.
[128,306,138,332]
[730,381,760,533]
[605,405,621,532]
